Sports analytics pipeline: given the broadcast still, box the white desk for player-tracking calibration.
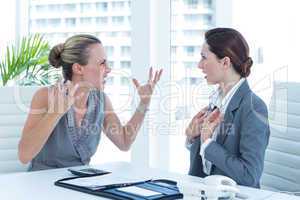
[0,162,299,200]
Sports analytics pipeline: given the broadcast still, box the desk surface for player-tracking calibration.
[0,162,299,200]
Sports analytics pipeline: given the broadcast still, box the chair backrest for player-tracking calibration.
[0,86,40,174]
[261,82,300,192]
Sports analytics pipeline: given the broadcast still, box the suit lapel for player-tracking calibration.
[217,80,251,144]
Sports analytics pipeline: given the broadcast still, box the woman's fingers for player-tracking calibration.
[195,106,209,118]
[132,78,140,89]
[153,71,159,83]
[207,108,221,122]
[148,67,153,83]
[209,115,222,129]
[149,68,163,85]
[157,69,163,82]
[133,67,163,87]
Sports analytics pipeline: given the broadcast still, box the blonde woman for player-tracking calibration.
[18,34,162,171]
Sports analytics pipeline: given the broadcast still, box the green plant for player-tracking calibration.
[0,34,60,86]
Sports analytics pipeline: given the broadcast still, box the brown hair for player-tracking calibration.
[205,28,253,77]
[48,34,101,81]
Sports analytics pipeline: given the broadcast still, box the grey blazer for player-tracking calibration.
[189,80,270,188]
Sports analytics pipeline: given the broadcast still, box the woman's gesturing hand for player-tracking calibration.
[132,67,163,105]
[48,80,81,116]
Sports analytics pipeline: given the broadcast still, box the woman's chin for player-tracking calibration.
[206,78,217,85]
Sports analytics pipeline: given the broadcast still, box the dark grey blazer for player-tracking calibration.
[189,80,270,188]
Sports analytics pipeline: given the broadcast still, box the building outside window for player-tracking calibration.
[96,2,108,12]
[121,46,131,57]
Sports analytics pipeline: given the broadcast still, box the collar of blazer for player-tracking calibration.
[217,80,251,144]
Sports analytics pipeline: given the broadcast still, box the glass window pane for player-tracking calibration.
[65,18,76,28]
[96,2,108,12]
[170,0,215,174]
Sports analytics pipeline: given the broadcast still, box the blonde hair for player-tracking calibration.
[48,34,101,80]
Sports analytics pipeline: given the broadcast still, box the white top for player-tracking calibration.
[200,78,246,174]
[0,162,298,200]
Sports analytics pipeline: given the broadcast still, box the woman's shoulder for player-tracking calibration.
[242,90,268,113]
[30,86,52,109]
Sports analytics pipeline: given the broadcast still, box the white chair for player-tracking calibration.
[261,82,300,193]
[0,86,39,174]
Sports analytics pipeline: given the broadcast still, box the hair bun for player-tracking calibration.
[48,43,64,68]
[241,57,253,77]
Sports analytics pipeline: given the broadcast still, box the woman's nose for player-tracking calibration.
[106,66,111,73]
[198,61,203,69]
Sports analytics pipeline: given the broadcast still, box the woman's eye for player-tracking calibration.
[99,60,106,66]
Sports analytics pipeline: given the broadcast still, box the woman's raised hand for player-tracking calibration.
[132,67,163,105]
[48,80,81,116]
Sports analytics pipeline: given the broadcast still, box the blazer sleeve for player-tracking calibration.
[204,96,270,187]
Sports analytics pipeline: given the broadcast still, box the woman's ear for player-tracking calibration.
[72,63,84,76]
[222,56,231,69]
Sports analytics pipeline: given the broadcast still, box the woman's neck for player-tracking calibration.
[70,80,90,110]
[219,74,242,97]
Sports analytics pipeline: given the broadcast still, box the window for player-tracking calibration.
[190,77,201,85]
[96,17,108,26]
[203,14,212,26]
[120,76,130,85]
[121,61,131,69]
[104,46,114,57]
[257,47,264,64]
[48,19,61,28]
[122,31,131,37]
[111,1,125,11]
[108,61,114,69]
[184,0,199,9]
[184,61,197,68]
[184,14,202,24]
[127,16,131,25]
[185,46,195,56]
[170,0,214,174]
[65,18,76,28]
[203,0,212,8]
[106,77,114,85]
[96,2,108,12]
[62,4,76,12]
[35,19,47,28]
[112,16,125,25]
[121,46,131,57]
[80,18,92,27]
[48,4,60,12]
[183,30,202,37]
[80,3,93,13]
[35,5,47,12]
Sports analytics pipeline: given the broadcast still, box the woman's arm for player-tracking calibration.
[18,82,79,164]
[18,87,58,164]
[103,95,148,151]
[103,68,162,151]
